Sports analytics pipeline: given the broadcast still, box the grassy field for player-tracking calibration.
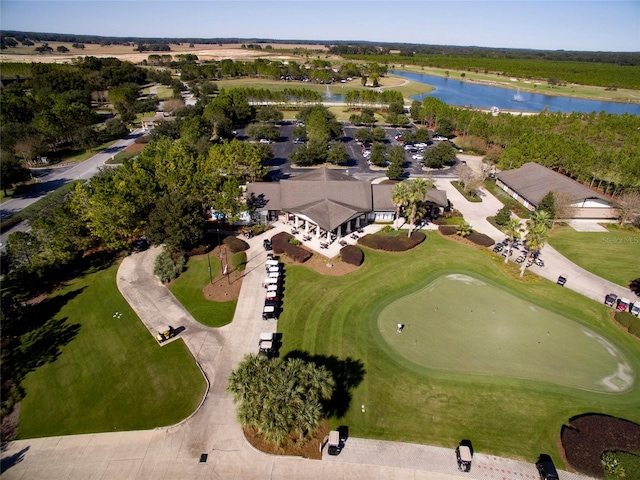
[168,255,236,327]
[379,273,631,393]
[18,260,206,438]
[277,233,640,466]
[548,225,639,288]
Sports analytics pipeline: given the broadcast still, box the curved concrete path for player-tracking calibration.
[1,234,596,479]
[433,177,635,303]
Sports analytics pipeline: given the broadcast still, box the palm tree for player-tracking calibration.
[519,224,549,277]
[391,181,410,230]
[407,178,428,237]
[531,209,553,229]
[504,218,523,263]
[456,220,472,237]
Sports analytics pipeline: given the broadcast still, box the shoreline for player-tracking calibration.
[391,67,640,107]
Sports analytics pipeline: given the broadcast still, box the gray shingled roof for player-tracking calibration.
[372,184,448,210]
[247,169,448,230]
[496,163,614,207]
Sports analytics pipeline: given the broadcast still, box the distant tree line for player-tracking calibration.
[413,97,640,194]
[342,53,640,90]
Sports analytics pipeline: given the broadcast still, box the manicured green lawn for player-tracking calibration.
[379,273,631,393]
[19,261,206,439]
[548,225,639,288]
[277,233,640,466]
[168,255,236,327]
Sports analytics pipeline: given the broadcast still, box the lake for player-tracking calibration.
[390,71,640,115]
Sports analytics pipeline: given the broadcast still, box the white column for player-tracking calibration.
[305,221,310,233]
[337,225,342,237]
[356,216,361,228]
[295,216,299,228]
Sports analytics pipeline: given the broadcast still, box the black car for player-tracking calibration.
[263,239,272,251]
[557,275,567,286]
[536,454,559,480]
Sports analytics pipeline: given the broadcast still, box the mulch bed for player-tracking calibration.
[243,420,329,460]
[560,414,640,478]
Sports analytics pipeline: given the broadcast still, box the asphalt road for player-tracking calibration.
[0,128,144,250]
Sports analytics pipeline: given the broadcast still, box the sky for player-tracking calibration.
[1,0,639,52]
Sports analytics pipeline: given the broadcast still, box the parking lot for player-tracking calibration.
[235,121,439,181]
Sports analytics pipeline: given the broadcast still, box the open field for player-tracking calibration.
[548,225,640,288]
[277,233,640,466]
[168,255,236,328]
[18,261,206,438]
[0,41,330,65]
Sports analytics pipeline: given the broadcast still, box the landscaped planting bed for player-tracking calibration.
[560,414,640,478]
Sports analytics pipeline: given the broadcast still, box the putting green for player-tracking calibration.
[378,273,634,393]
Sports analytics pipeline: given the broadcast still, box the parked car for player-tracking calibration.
[455,441,473,472]
[557,275,567,286]
[535,454,559,480]
[630,302,640,317]
[263,239,272,251]
[259,138,272,144]
[604,293,618,307]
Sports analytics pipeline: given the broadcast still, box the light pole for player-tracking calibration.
[207,246,213,284]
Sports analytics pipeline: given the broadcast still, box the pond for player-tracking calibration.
[390,70,640,115]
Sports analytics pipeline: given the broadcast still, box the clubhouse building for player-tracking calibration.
[246,168,448,239]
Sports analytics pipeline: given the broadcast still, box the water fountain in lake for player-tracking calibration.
[513,88,524,102]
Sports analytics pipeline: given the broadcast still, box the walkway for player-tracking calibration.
[433,177,635,303]
[0,230,595,479]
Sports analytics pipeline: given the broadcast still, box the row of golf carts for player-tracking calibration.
[455,441,559,479]
[604,293,640,316]
[262,254,282,321]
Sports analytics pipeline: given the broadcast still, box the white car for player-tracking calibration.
[363,150,371,157]
[412,154,424,160]
[259,138,272,144]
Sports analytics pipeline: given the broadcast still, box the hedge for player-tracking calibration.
[358,231,426,252]
[467,232,495,247]
[615,311,640,339]
[232,251,247,272]
[272,232,312,263]
[223,235,249,254]
[340,245,364,266]
[439,225,458,236]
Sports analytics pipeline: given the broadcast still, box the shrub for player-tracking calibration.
[223,235,249,254]
[467,232,495,247]
[439,225,457,236]
[340,245,364,266]
[289,237,301,246]
[602,451,640,479]
[272,232,312,263]
[232,251,247,272]
[154,250,186,283]
[358,231,425,251]
[379,225,393,233]
[495,205,512,226]
[617,311,634,328]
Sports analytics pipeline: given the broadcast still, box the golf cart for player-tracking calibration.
[536,454,559,480]
[557,275,567,286]
[258,332,275,357]
[327,430,342,456]
[604,293,618,307]
[455,441,473,472]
